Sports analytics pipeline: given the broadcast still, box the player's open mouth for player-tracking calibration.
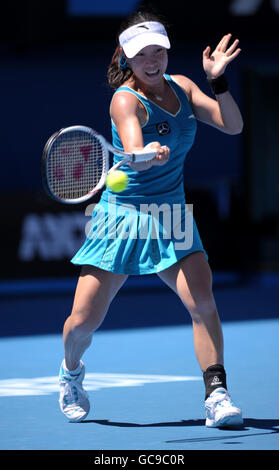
[145,69,160,77]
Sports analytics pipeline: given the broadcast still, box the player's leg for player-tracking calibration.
[157,251,243,427]
[158,251,222,370]
[63,265,128,371]
[59,265,128,422]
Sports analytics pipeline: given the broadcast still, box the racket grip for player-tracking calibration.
[132,150,158,162]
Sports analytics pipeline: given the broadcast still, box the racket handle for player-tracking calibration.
[108,148,157,174]
[132,149,158,162]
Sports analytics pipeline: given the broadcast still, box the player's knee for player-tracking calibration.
[188,295,217,322]
[70,307,105,336]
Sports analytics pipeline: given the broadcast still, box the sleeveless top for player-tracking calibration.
[71,74,207,275]
[101,74,197,208]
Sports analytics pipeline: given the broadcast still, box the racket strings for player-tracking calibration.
[47,131,106,200]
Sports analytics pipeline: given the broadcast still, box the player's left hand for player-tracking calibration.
[203,34,241,80]
[151,143,170,166]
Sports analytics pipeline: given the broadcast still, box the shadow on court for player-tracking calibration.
[81,417,279,430]
[82,418,279,445]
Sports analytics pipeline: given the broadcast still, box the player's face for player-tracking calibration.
[127,45,168,86]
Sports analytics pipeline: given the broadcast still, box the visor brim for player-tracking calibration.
[122,33,171,58]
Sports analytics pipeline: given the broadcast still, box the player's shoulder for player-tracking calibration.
[110,84,140,118]
[170,74,196,94]
[111,80,140,105]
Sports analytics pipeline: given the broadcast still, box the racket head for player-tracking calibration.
[42,125,109,204]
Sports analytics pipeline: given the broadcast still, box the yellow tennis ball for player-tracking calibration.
[106,170,128,193]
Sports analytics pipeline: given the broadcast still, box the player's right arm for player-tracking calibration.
[110,91,169,171]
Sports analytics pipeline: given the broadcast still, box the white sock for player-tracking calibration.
[63,359,82,376]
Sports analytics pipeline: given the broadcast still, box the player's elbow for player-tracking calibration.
[225,120,244,135]
[227,126,243,135]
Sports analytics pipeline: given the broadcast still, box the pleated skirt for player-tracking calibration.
[71,197,207,275]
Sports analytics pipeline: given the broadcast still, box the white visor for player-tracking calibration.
[119,21,170,58]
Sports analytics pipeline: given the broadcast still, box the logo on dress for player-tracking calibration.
[156,121,170,135]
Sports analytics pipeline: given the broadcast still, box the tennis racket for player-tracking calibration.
[42,125,157,204]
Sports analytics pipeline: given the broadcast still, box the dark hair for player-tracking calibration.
[107,7,169,90]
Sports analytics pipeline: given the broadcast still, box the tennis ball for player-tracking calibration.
[106,170,128,193]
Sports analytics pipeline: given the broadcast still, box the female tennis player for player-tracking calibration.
[59,9,244,427]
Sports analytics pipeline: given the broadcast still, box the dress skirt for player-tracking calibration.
[71,196,207,275]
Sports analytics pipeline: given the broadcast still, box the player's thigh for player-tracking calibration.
[157,251,215,313]
[71,265,128,324]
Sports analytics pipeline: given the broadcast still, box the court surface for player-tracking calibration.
[0,293,278,451]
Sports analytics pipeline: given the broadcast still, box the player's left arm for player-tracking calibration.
[185,77,243,135]
[173,34,243,135]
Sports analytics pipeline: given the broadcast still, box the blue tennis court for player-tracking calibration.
[1,2,279,458]
[1,275,278,452]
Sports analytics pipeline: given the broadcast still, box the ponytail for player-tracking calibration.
[107,44,133,90]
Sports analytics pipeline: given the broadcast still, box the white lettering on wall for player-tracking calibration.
[18,213,87,261]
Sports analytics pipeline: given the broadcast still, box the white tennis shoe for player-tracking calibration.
[205,387,243,428]
[59,360,90,422]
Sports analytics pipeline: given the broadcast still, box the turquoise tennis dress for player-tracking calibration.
[71,74,207,274]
